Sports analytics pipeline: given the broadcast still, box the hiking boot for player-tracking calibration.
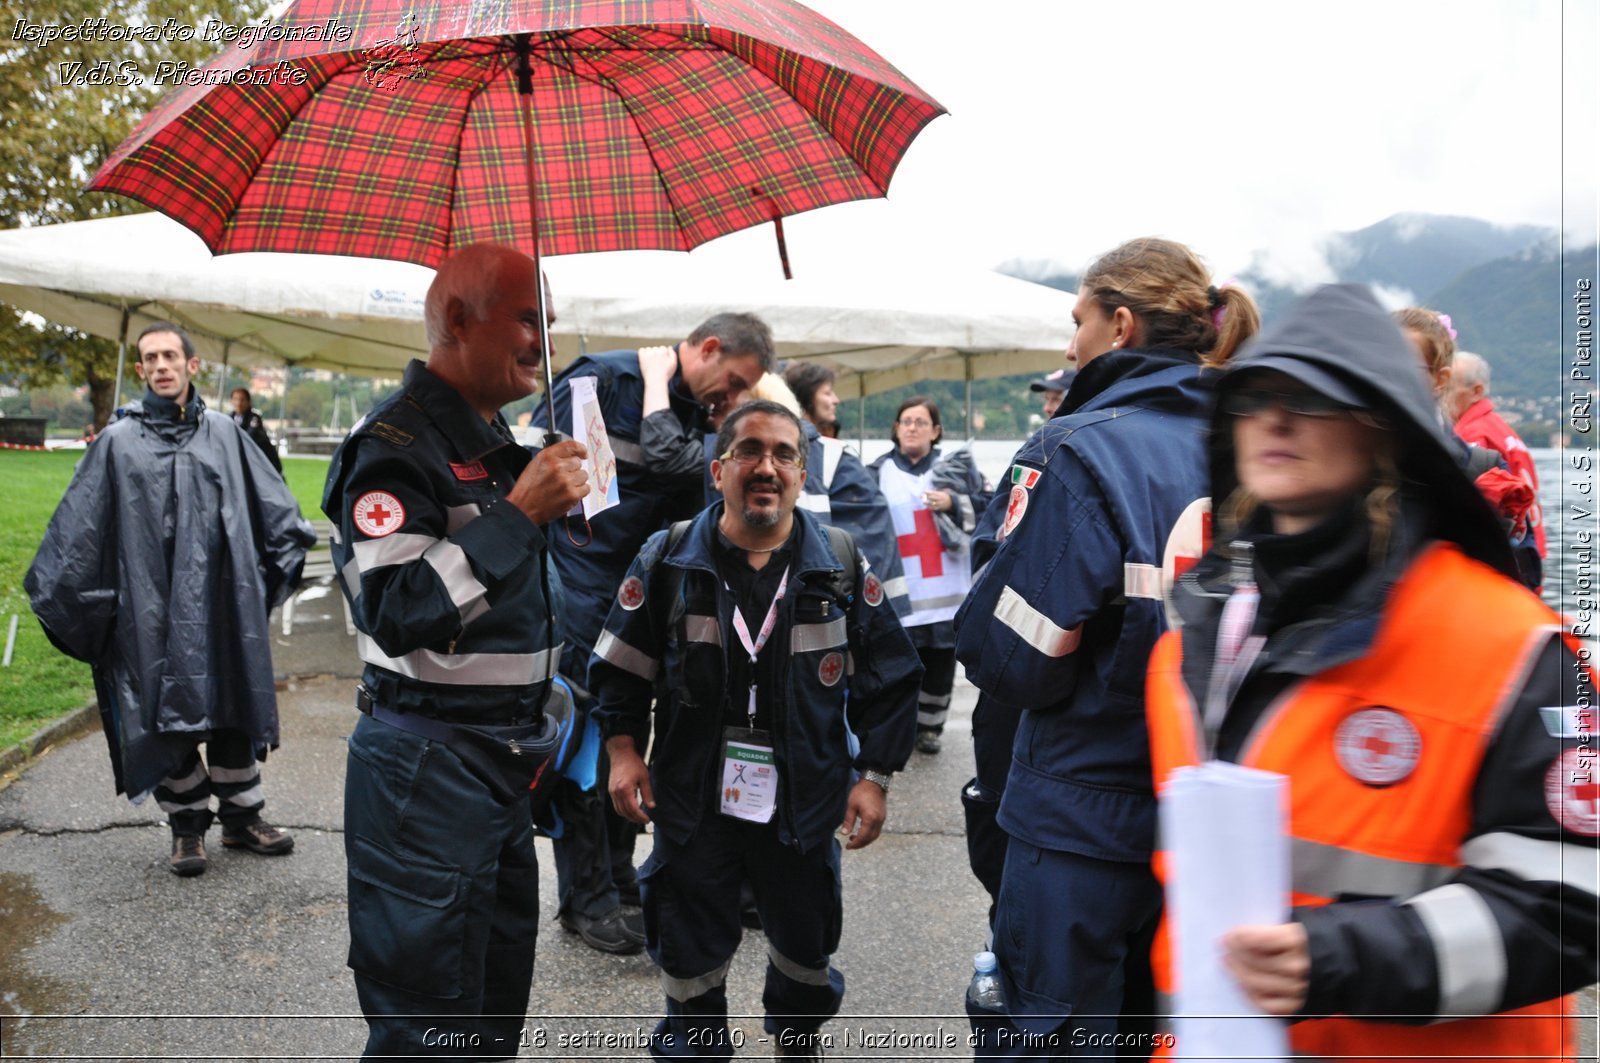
[915,730,942,755]
[169,833,207,877]
[221,820,295,856]
[560,908,645,955]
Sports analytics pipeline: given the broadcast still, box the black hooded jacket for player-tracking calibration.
[1167,285,1596,1021]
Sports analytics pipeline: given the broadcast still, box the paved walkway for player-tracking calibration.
[1,583,1594,1059]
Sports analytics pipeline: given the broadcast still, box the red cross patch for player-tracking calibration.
[1545,749,1600,836]
[353,491,406,538]
[1334,708,1422,786]
[863,573,884,608]
[998,485,1029,541]
[818,651,845,687]
[618,576,646,612]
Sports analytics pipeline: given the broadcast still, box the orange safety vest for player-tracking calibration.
[1146,543,1579,1063]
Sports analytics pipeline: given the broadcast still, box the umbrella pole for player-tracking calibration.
[513,33,560,437]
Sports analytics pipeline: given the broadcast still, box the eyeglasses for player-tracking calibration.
[721,442,805,470]
[897,417,934,429]
[1221,388,1357,419]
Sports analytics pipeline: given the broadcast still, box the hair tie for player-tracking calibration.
[1437,312,1457,340]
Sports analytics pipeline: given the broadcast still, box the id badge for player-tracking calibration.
[719,726,778,823]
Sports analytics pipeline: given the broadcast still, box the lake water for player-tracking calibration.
[849,440,1592,621]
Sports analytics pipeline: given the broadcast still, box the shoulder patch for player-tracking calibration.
[1546,749,1599,835]
[862,573,884,607]
[359,395,428,448]
[618,576,646,611]
[353,491,406,538]
[998,485,1030,541]
[1334,708,1421,787]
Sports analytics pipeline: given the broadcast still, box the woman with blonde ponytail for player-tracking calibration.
[955,237,1259,1055]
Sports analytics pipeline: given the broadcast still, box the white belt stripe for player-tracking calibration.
[445,503,482,535]
[910,591,968,613]
[593,629,660,681]
[356,633,561,686]
[424,540,491,625]
[994,586,1082,657]
[791,617,847,653]
[684,615,722,646]
[662,959,732,1002]
[1404,883,1507,1016]
[1460,831,1599,897]
[610,437,646,466]
[353,532,435,571]
[1123,562,1164,601]
[766,943,833,986]
[797,493,831,514]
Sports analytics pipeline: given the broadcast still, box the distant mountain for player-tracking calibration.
[1239,213,1555,322]
[996,258,1079,296]
[1424,239,1593,400]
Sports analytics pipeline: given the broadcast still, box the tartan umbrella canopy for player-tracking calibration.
[87,0,946,271]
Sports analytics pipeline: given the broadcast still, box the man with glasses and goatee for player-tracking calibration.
[590,399,921,1062]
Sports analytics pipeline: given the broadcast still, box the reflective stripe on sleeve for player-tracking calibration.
[791,617,846,653]
[1460,831,1599,897]
[684,614,723,647]
[1403,883,1507,1017]
[353,532,435,571]
[995,586,1082,656]
[881,576,909,601]
[593,629,660,681]
[424,539,491,625]
[356,633,561,686]
[1123,562,1164,601]
[1291,838,1455,901]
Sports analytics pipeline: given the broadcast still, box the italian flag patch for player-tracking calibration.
[1010,464,1042,489]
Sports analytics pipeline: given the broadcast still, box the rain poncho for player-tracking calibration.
[25,389,314,800]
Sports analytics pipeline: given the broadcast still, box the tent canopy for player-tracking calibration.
[0,213,1074,398]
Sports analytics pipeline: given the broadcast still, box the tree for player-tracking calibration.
[0,1,262,429]
[285,380,331,428]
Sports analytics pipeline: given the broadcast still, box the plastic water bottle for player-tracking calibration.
[967,950,1006,1012]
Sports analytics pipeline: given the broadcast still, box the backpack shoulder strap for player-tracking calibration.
[821,523,856,599]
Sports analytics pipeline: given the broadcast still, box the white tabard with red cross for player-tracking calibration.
[877,460,971,629]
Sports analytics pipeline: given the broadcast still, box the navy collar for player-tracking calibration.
[670,501,845,578]
[403,359,517,461]
[138,385,203,423]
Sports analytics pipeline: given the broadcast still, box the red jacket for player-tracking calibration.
[1456,398,1546,558]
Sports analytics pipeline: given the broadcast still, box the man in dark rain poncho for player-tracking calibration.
[26,322,315,877]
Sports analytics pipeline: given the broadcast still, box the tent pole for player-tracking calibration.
[112,304,130,414]
[216,339,232,407]
[857,372,866,449]
[964,355,975,439]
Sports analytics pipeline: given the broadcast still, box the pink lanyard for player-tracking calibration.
[729,567,790,728]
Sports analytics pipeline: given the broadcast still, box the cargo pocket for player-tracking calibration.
[347,834,468,998]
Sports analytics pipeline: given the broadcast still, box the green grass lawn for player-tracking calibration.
[0,450,332,754]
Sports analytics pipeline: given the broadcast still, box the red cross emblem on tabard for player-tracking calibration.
[898,508,944,578]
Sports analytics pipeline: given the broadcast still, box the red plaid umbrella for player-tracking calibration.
[88,0,945,272]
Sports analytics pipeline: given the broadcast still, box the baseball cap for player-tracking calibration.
[1029,368,1072,393]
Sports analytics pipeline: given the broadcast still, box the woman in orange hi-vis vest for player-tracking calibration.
[1145,283,1596,1062]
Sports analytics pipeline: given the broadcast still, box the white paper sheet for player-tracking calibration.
[567,376,620,519]
[1159,761,1290,1063]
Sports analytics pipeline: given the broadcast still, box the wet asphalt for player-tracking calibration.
[0,582,1594,1060]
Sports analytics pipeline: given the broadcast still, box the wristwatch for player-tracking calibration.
[861,769,893,793]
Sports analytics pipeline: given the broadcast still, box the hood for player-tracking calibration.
[1213,283,1515,577]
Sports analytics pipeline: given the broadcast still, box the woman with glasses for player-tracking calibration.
[955,237,1258,1055]
[1146,284,1596,1059]
[869,397,989,756]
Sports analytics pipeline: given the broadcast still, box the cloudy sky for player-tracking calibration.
[696,0,1597,288]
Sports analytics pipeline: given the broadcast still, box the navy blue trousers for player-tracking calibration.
[970,841,1161,1060]
[344,714,539,1061]
[641,815,844,1060]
